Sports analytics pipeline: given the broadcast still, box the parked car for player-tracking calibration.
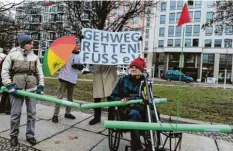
[165,70,193,83]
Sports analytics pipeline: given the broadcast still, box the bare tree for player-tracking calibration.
[61,1,157,38]
[0,0,24,50]
[202,1,233,35]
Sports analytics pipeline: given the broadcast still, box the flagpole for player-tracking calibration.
[176,25,185,127]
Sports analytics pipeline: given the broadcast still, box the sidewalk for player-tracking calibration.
[0,103,233,151]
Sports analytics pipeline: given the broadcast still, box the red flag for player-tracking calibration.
[177,3,191,27]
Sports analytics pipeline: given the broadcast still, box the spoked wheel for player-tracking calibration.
[143,130,162,150]
[108,109,121,151]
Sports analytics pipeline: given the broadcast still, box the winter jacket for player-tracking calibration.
[58,53,81,84]
[1,47,44,91]
[109,75,143,101]
[92,65,118,98]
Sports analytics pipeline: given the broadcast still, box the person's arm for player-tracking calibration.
[36,57,44,86]
[71,54,84,71]
[109,77,124,102]
[1,55,12,85]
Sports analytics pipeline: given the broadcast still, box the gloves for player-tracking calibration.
[6,83,17,95]
[36,85,44,95]
[72,64,84,71]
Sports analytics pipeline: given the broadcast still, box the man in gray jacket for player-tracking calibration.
[1,34,44,146]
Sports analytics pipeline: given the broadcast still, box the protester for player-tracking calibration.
[108,57,149,151]
[88,64,118,125]
[52,39,84,123]
[0,47,10,114]
[1,34,44,146]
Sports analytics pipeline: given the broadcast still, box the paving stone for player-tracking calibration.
[0,120,69,146]
[58,111,92,126]
[36,105,65,120]
[74,116,107,133]
[0,114,39,133]
[0,136,40,151]
[34,128,105,151]
[180,133,218,151]
[216,139,233,151]
[91,137,130,151]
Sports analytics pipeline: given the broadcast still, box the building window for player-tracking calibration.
[168,26,174,37]
[159,27,165,37]
[170,0,176,10]
[146,17,150,27]
[193,39,199,47]
[215,25,223,35]
[161,2,166,11]
[169,13,175,24]
[203,54,214,64]
[194,11,201,22]
[160,15,166,24]
[214,39,222,47]
[175,39,181,47]
[145,41,149,50]
[193,25,200,36]
[158,40,164,47]
[225,25,233,35]
[167,39,173,47]
[145,29,149,39]
[188,0,194,9]
[133,16,139,24]
[220,54,232,65]
[176,12,181,22]
[186,25,192,36]
[185,39,191,47]
[189,11,193,20]
[177,1,183,10]
[195,0,202,8]
[205,39,212,47]
[175,26,181,36]
[44,15,48,22]
[224,39,232,48]
[205,27,213,36]
[206,12,214,21]
[207,0,214,8]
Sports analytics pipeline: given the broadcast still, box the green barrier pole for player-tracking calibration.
[1,86,81,108]
[1,87,167,109]
[104,121,232,133]
[80,98,167,109]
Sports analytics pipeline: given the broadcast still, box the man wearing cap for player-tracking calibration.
[109,57,147,151]
[1,34,44,146]
[52,38,84,123]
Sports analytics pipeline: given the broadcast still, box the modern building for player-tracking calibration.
[15,1,69,62]
[143,0,233,83]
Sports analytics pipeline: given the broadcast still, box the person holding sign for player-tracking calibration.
[52,39,84,123]
[108,57,148,151]
[88,64,118,125]
[80,28,141,125]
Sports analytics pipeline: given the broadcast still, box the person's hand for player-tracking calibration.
[36,85,44,95]
[6,83,17,95]
[72,64,84,71]
[121,97,128,103]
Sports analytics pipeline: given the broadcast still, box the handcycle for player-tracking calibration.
[107,73,183,151]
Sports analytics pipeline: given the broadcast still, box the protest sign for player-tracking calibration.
[80,28,141,65]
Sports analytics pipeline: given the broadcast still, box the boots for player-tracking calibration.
[89,108,101,125]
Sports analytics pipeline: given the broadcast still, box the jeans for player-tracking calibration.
[10,94,36,138]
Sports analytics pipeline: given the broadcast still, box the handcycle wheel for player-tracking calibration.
[108,108,121,151]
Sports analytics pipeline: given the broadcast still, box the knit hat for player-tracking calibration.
[17,34,33,47]
[129,57,146,72]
